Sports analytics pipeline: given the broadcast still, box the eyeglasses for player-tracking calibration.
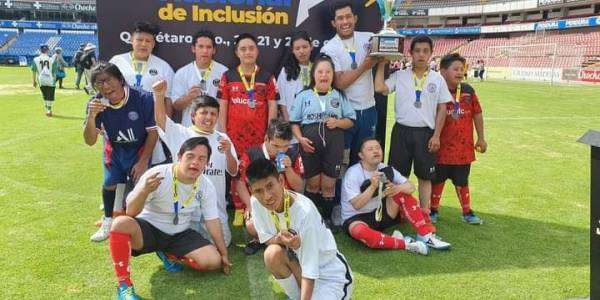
[93,76,118,90]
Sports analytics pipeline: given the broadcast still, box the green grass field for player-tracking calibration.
[0,66,598,299]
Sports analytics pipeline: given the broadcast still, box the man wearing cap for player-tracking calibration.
[31,44,58,117]
[81,43,97,94]
[73,43,86,89]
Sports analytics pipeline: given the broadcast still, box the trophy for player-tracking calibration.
[370,0,405,59]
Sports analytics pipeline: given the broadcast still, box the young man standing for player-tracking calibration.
[342,138,450,252]
[110,21,175,165]
[248,158,353,300]
[153,80,238,246]
[172,30,228,128]
[431,53,487,225]
[84,62,158,242]
[320,1,380,166]
[238,120,304,254]
[374,35,452,217]
[31,44,58,117]
[108,137,231,300]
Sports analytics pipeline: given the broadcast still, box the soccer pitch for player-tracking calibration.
[0,66,597,299]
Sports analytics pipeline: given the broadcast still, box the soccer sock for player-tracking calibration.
[321,196,336,220]
[182,257,207,272]
[45,101,53,112]
[109,231,132,286]
[392,193,435,236]
[113,184,126,214]
[456,185,472,215]
[431,182,446,212]
[102,188,116,218]
[349,222,405,249]
[275,274,300,299]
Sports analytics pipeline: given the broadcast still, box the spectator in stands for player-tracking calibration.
[217,33,278,228]
[53,47,67,89]
[73,43,86,90]
[374,35,452,222]
[431,53,487,225]
[172,30,228,128]
[84,62,158,242]
[320,0,380,166]
[31,44,58,117]
[277,31,314,162]
[110,21,175,166]
[80,43,97,94]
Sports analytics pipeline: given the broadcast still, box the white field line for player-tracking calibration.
[486,116,600,121]
[243,231,275,300]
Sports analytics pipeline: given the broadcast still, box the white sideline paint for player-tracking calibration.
[486,116,600,121]
[243,231,275,300]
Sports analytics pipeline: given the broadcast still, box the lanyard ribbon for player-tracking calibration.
[412,70,429,104]
[130,52,148,87]
[194,61,213,91]
[270,191,291,232]
[300,64,312,87]
[313,88,333,113]
[238,65,257,107]
[453,83,462,115]
[342,36,357,69]
[172,163,200,225]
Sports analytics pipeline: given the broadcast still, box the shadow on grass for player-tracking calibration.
[51,114,84,121]
[338,206,588,279]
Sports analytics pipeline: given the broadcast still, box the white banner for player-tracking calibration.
[509,67,563,82]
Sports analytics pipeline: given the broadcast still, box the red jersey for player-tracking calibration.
[437,83,482,165]
[217,67,278,155]
[239,144,304,190]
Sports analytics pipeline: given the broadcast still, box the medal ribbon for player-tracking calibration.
[104,87,128,110]
[194,60,213,89]
[238,65,257,103]
[130,52,148,87]
[342,37,357,68]
[453,83,462,116]
[313,87,333,113]
[191,125,213,135]
[300,64,312,87]
[270,190,291,232]
[172,163,200,223]
[412,70,429,104]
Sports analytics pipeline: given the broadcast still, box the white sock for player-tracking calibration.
[44,101,53,111]
[275,274,300,300]
[113,183,126,212]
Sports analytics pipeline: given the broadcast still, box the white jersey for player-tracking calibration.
[32,54,56,87]
[110,52,175,164]
[276,66,309,145]
[158,117,238,225]
[252,192,338,280]
[321,31,375,110]
[341,163,408,221]
[385,69,452,129]
[172,60,228,127]
[129,164,219,235]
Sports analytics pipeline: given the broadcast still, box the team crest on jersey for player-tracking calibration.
[149,69,158,76]
[128,111,139,121]
[330,98,340,108]
[427,83,437,93]
[213,79,220,87]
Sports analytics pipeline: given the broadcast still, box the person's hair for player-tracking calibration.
[266,119,293,141]
[178,136,212,161]
[359,137,381,152]
[246,158,278,185]
[192,30,216,47]
[132,21,159,36]
[282,31,312,81]
[439,53,466,70]
[331,0,354,20]
[410,35,434,53]
[90,61,125,87]
[234,33,258,51]
[191,95,220,113]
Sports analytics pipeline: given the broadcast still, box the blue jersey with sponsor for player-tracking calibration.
[289,89,356,125]
[92,87,156,151]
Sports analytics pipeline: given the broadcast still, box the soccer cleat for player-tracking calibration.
[244,239,264,255]
[462,211,483,225]
[392,230,415,244]
[417,233,451,250]
[233,209,244,227]
[90,217,112,242]
[156,251,183,273]
[116,282,140,300]
[429,210,439,224]
[405,241,429,255]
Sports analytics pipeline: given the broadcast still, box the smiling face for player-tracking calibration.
[441,60,464,89]
[131,31,155,60]
[249,175,285,212]
[235,38,258,66]
[192,36,216,67]
[359,139,383,166]
[331,6,357,39]
[192,106,219,132]
[177,144,209,180]
[292,38,312,65]
[312,60,334,92]
[93,72,124,103]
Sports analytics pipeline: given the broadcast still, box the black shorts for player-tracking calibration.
[342,199,398,236]
[40,86,55,101]
[132,218,211,257]
[388,123,436,180]
[433,164,471,186]
[300,123,344,179]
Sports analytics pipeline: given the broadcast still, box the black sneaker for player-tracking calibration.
[244,239,264,255]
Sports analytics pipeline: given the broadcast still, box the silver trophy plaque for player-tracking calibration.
[370,0,405,59]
